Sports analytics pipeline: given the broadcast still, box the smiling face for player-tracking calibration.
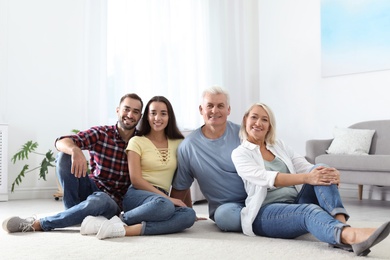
[199,92,230,128]
[148,101,169,133]
[245,105,270,144]
[116,97,142,131]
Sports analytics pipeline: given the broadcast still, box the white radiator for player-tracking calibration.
[0,124,8,201]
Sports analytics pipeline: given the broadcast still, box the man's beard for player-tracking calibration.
[118,119,137,131]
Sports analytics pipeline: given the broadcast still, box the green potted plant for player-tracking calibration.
[10,141,55,192]
[10,129,84,193]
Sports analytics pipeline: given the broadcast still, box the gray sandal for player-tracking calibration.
[328,243,353,252]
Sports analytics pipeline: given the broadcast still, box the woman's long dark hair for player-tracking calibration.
[137,96,184,139]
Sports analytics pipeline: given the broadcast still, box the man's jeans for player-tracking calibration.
[122,186,196,235]
[39,153,120,231]
[55,152,98,209]
[214,202,244,232]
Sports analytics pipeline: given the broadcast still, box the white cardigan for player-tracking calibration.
[231,139,313,236]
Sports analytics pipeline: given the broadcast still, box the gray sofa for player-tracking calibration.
[305,120,390,200]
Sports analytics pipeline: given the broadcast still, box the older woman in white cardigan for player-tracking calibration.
[231,102,390,257]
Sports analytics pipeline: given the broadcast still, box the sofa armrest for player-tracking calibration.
[305,139,333,163]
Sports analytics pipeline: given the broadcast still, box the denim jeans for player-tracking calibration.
[122,186,196,235]
[252,183,350,245]
[56,152,100,209]
[39,152,120,231]
[40,191,120,231]
[214,202,244,232]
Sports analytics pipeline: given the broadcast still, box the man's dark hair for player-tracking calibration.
[119,93,143,111]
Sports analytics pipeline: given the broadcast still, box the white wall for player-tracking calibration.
[0,0,91,199]
[1,0,389,200]
[258,0,390,200]
[259,0,390,155]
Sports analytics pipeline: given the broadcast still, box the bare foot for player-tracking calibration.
[335,214,347,224]
[341,227,376,245]
[32,221,43,231]
[124,223,142,236]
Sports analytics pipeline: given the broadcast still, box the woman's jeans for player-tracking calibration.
[122,186,196,235]
[252,183,350,245]
[39,152,120,231]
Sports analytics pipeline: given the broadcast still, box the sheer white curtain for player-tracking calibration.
[84,0,109,126]
[105,0,260,129]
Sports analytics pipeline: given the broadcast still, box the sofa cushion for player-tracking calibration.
[326,127,375,155]
[315,154,390,172]
[349,120,390,155]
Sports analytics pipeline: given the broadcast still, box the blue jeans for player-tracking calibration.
[214,202,244,232]
[40,191,120,231]
[39,153,120,231]
[252,184,350,245]
[122,186,196,235]
[56,152,99,209]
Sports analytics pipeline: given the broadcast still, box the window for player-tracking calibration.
[106,0,260,129]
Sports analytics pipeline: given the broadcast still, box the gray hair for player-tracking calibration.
[201,86,230,106]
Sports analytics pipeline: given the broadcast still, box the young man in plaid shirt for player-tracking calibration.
[3,93,143,233]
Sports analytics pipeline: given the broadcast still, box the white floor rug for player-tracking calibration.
[1,218,389,260]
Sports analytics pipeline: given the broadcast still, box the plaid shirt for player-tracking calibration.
[56,125,133,209]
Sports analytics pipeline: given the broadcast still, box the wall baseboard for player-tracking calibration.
[8,186,59,200]
[5,184,390,202]
[0,193,8,201]
[363,185,390,201]
[339,184,390,201]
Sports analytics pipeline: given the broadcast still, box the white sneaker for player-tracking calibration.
[80,216,108,235]
[96,216,126,240]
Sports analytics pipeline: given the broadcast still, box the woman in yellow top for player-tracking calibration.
[93,96,196,239]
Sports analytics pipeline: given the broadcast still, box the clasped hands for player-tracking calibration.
[307,166,340,186]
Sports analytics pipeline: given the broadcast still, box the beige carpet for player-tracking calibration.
[1,217,389,260]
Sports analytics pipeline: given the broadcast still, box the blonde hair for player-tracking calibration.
[239,103,276,144]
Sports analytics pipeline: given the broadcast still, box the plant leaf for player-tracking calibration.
[11,164,29,192]
[39,150,55,181]
[11,141,38,163]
